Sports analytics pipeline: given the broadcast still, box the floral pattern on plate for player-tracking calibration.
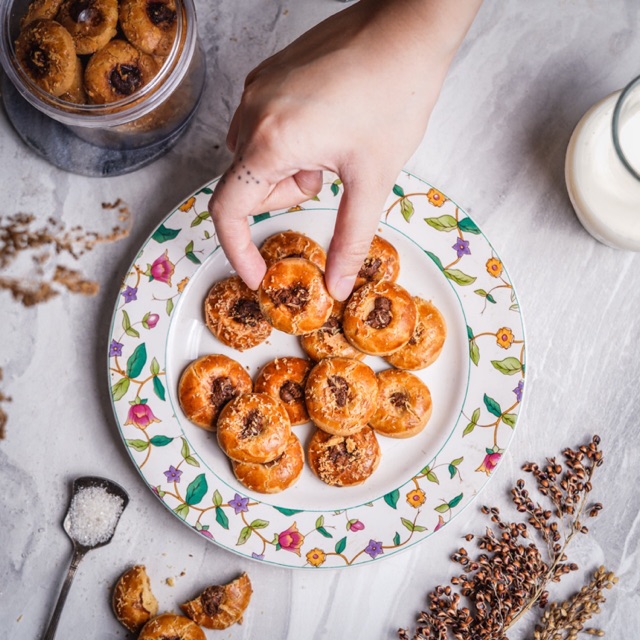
[108,171,526,568]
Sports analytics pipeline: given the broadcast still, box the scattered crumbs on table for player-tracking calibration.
[0,368,10,440]
[166,577,175,587]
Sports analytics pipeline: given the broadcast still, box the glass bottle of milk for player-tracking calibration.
[565,75,640,250]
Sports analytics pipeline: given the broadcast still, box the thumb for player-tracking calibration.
[324,176,390,300]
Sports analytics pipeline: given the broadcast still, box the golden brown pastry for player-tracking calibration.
[20,0,64,27]
[217,393,291,464]
[232,433,304,494]
[260,230,327,271]
[384,297,447,370]
[112,565,158,633]
[204,275,272,351]
[258,257,333,335]
[342,280,417,356]
[180,573,252,630]
[59,55,86,103]
[254,356,311,426]
[369,369,432,438]
[307,426,381,487]
[56,0,118,55]
[119,0,177,57]
[299,300,365,362]
[354,234,400,289]
[304,357,378,436]
[15,19,77,97]
[84,39,160,104]
[138,613,206,640]
[178,354,252,431]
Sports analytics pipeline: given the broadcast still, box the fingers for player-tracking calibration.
[324,175,389,300]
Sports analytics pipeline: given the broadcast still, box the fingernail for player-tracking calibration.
[331,276,355,301]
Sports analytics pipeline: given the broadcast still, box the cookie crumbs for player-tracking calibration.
[0,368,9,440]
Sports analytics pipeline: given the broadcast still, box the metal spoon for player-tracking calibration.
[42,476,129,640]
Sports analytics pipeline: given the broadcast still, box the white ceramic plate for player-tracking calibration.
[108,171,526,568]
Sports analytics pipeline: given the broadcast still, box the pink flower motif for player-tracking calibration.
[144,313,160,329]
[150,250,175,286]
[125,401,161,429]
[278,522,304,556]
[434,515,446,532]
[348,519,365,532]
[476,452,502,476]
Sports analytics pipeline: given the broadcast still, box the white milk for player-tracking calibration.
[565,91,640,250]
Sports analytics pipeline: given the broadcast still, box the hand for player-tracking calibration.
[208,0,482,300]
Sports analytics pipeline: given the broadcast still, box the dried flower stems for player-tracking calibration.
[399,435,617,640]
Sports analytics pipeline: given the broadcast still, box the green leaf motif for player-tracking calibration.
[484,394,503,418]
[448,464,458,478]
[174,503,190,520]
[185,251,201,265]
[491,357,523,376]
[190,211,210,227]
[111,377,130,401]
[401,517,416,532]
[463,422,475,437]
[166,298,174,316]
[317,527,333,539]
[400,198,414,223]
[250,519,269,529]
[150,357,160,376]
[444,269,477,286]
[237,526,253,545]
[252,212,270,223]
[185,473,208,505]
[392,184,405,197]
[434,503,450,513]
[126,439,148,452]
[330,180,342,196]
[451,457,464,466]
[274,506,303,516]
[449,493,464,509]
[197,187,213,195]
[384,489,400,509]
[426,471,439,484]
[212,489,223,507]
[125,326,140,338]
[467,325,474,340]
[215,506,229,529]
[393,532,401,546]
[470,340,480,366]
[315,515,324,528]
[425,215,458,232]
[149,435,173,447]
[185,456,200,467]
[153,375,166,401]
[334,537,347,555]
[181,437,190,459]
[502,413,518,428]
[126,343,147,379]
[458,217,481,234]
[152,224,180,243]
[425,251,444,271]
[122,309,132,331]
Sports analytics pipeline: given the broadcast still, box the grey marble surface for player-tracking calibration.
[1,1,639,639]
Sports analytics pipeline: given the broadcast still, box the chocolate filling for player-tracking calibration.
[390,391,409,409]
[147,1,176,28]
[69,0,103,26]
[109,64,142,96]
[365,296,392,329]
[280,379,304,404]
[271,284,309,311]
[241,409,263,438]
[327,375,349,407]
[408,321,424,346]
[26,46,49,76]
[159,636,180,640]
[230,297,262,327]
[210,376,237,407]
[319,316,341,336]
[201,585,225,616]
[358,257,382,280]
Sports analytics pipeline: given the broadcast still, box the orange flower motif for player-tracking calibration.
[496,327,514,349]
[287,205,303,212]
[179,196,196,212]
[486,258,503,278]
[306,548,326,567]
[426,188,446,207]
[406,488,426,508]
[177,277,189,293]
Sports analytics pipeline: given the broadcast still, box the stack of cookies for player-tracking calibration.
[178,231,447,494]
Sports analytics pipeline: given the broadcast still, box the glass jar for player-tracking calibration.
[0,0,205,165]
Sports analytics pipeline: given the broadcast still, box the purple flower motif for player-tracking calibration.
[229,493,250,514]
[121,285,138,303]
[251,552,265,560]
[513,379,524,402]
[109,339,123,357]
[163,465,183,483]
[452,238,471,258]
[364,539,384,559]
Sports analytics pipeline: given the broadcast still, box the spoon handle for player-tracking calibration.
[41,546,87,640]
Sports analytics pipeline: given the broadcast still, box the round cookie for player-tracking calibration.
[307,426,381,487]
[369,369,433,438]
[15,19,77,97]
[112,565,158,633]
[258,257,333,335]
[232,433,304,494]
[20,0,64,27]
[217,393,291,464]
[342,280,417,356]
[304,357,378,436]
[56,0,119,55]
[138,613,206,640]
[260,230,327,271]
[119,0,178,57]
[384,297,447,370]
[254,357,312,425]
[354,234,400,289]
[204,275,272,351]
[299,300,365,362]
[178,354,252,431]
